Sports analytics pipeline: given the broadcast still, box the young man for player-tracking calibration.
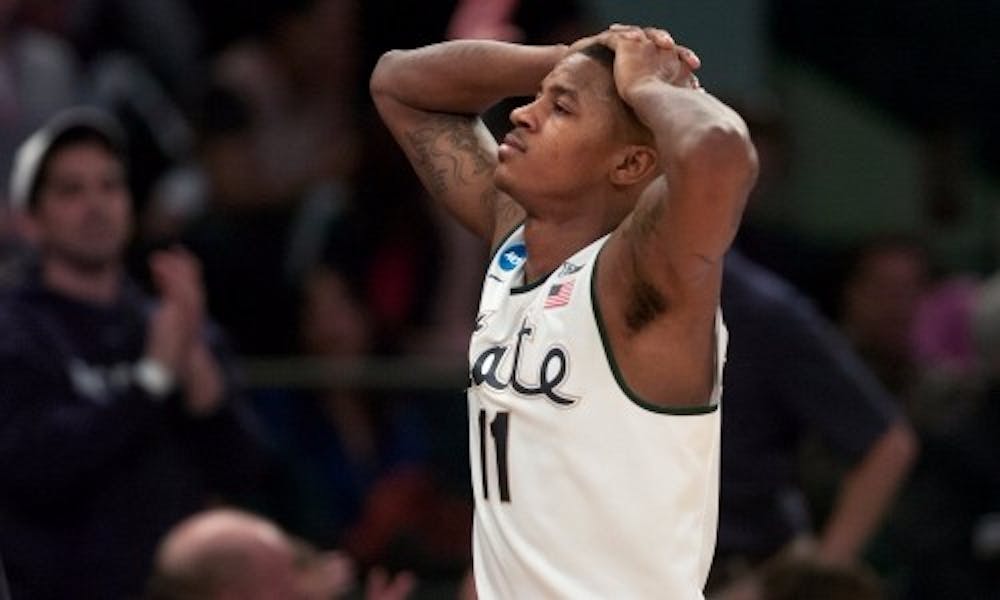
[371,25,757,597]
[711,251,917,594]
[0,108,267,599]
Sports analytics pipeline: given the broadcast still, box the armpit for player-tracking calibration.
[625,277,668,333]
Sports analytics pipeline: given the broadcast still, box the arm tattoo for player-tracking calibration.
[405,115,496,197]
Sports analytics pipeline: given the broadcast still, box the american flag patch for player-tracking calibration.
[544,280,576,309]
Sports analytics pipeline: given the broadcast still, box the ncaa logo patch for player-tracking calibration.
[498,243,527,271]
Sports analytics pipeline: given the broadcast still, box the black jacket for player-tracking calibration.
[0,272,268,600]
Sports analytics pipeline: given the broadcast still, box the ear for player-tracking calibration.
[609,145,658,186]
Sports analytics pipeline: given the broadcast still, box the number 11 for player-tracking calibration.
[478,409,510,502]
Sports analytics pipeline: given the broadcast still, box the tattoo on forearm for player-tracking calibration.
[405,115,496,197]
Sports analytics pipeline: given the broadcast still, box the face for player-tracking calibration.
[495,53,632,205]
[844,246,929,355]
[30,142,132,271]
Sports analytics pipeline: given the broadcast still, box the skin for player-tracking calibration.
[28,143,133,288]
[371,26,757,408]
[153,509,415,600]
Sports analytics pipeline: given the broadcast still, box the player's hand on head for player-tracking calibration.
[598,25,702,94]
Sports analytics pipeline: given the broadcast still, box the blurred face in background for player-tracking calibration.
[842,243,930,360]
[278,0,359,90]
[29,141,133,272]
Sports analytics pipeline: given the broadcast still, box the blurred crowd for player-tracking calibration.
[0,0,997,599]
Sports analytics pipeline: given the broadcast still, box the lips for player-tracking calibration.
[501,132,526,153]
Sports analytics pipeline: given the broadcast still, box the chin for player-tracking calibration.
[495,161,528,195]
[493,169,512,195]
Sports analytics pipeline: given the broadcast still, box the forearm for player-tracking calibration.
[818,421,919,563]
[371,40,567,115]
[624,79,753,171]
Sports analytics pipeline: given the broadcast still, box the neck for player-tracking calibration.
[42,259,123,305]
[521,217,609,283]
[519,188,635,283]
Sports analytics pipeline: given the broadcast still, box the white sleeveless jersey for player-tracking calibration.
[467,226,727,600]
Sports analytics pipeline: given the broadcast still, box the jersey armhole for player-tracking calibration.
[590,247,720,416]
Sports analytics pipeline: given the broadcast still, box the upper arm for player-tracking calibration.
[372,94,524,246]
[605,125,758,308]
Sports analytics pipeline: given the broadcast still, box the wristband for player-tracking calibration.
[133,357,176,400]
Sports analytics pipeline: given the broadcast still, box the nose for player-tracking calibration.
[509,100,537,131]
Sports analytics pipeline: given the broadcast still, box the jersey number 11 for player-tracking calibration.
[478,409,511,502]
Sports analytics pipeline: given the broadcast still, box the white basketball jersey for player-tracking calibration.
[467,226,726,599]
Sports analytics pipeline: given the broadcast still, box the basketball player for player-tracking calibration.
[371,24,757,598]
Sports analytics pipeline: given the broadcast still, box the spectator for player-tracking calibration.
[212,0,361,202]
[886,272,1000,599]
[173,86,312,356]
[146,508,416,600]
[757,552,884,600]
[0,0,81,198]
[838,235,931,397]
[708,252,917,594]
[0,107,268,599]
[0,0,82,276]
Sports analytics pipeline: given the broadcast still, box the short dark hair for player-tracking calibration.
[575,43,651,144]
[578,43,616,69]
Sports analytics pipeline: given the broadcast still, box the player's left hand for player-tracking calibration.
[592,25,702,95]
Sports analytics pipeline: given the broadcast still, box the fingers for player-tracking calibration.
[607,23,701,70]
[677,45,701,70]
[608,23,647,43]
[643,27,676,50]
[609,23,673,47]
[150,246,205,322]
[151,247,202,295]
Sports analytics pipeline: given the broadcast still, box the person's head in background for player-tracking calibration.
[839,234,931,390]
[8,108,134,298]
[758,554,884,600]
[146,508,354,600]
